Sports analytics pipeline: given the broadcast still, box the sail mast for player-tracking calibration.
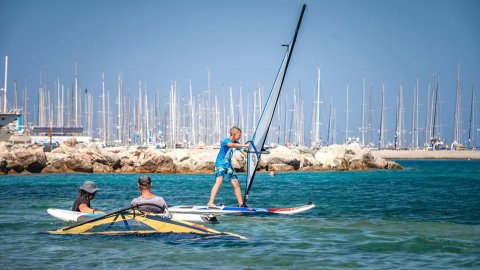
[345,83,349,143]
[453,63,462,146]
[379,82,385,149]
[467,82,476,149]
[3,56,8,113]
[361,77,365,146]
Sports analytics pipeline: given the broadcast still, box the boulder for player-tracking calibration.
[300,153,322,170]
[66,152,93,173]
[4,144,47,173]
[261,145,301,170]
[137,154,176,173]
[268,163,294,171]
[0,156,7,174]
[93,162,113,173]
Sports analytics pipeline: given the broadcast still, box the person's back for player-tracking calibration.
[131,195,166,213]
[131,175,167,213]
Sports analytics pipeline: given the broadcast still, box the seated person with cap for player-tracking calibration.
[72,180,106,214]
[131,175,167,213]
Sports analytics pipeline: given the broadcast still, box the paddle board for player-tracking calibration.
[168,202,315,215]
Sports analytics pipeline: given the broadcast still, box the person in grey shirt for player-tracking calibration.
[131,175,167,213]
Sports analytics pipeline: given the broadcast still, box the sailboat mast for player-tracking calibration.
[453,63,462,145]
[332,107,337,144]
[189,80,195,146]
[23,83,28,128]
[74,63,78,127]
[432,75,439,143]
[118,73,123,143]
[207,68,211,146]
[345,83,349,143]
[229,85,234,127]
[56,79,61,126]
[398,82,404,148]
[13,80,17,109]
[327,96,332,145]
[361,77,365,146]
[314,67,321,147]
[367,86,374,147]
[144,84,149,145]
[411,78,418,149]
[107,88,111,145]
[379,82,385,149]
[102,73,106,144]
[3,56,8,113]
[415,77,419,148]
[467,82,476,149]
[61,83,64,128]
[239,87,244,140]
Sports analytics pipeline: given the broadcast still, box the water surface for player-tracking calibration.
[0,160,479,269]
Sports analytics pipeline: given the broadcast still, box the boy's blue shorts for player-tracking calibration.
[215,166,238,181]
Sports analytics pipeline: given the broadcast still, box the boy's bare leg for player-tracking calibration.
[208,176,223,207]
[231,178,244,206]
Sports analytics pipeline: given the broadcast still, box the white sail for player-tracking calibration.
[244,4,306,203]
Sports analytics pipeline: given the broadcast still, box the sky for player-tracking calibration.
[1,0,480,146]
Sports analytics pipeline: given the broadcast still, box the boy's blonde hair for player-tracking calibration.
[230,126,242,135]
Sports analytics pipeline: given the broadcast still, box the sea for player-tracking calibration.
[0,160,479,269]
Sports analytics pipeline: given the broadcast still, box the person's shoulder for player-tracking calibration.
[152,195,166,204]
[153,195,166,201]
[130,196,142,204]
[221,137,231,144]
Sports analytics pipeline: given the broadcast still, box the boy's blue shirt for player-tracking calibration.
[215,137,240,168]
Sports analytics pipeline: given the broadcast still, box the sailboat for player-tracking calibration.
[169,4,314,216]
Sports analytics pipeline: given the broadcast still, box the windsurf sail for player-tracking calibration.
[48,204,244,239]
[243,4,306,204]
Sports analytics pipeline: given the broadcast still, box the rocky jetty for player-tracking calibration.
[0,141,402,175]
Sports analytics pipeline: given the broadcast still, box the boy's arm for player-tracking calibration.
[226,141,249,149]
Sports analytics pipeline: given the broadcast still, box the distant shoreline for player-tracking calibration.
[371,149,480,160]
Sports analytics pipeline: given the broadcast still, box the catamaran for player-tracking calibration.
[169,4,314,216]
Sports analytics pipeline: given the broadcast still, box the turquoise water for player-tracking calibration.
[0,160,479,269]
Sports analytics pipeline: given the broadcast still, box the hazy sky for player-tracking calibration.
[1,0,479,145]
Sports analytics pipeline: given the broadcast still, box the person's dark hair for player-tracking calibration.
[78,189,96,200]
[138,175,152,190]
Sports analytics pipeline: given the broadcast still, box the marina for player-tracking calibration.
[0,58,478,152]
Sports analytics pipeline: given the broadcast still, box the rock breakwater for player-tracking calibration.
[0,142,402,175]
